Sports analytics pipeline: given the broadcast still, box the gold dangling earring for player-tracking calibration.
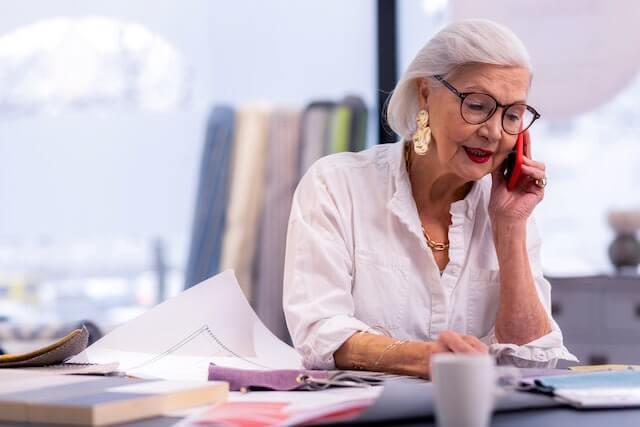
[412,110,431,155]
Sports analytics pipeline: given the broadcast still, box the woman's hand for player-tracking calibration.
[431,331,488,354]
[488,131,546,226]
[335,330,488,379]
[426,331,489,379]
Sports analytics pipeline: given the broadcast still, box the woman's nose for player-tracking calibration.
[481,111,503,143]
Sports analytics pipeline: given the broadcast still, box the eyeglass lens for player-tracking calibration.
[461,93,534,134]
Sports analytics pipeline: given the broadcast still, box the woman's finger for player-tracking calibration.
[462,335,489,353]
[522,155,545,171]
[524,130,532,158]
[520,164,546,181]
[438,331,476,353]
[519,177,546,196]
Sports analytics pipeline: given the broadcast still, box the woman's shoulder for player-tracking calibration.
[311,143,397,171]
[301,142,401,184]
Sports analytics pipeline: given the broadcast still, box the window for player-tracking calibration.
[397,0,640,276]
[0,1,377,339]
[0,16,189,115]
[0,16,192,331]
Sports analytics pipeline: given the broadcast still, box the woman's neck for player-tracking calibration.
[406,144,473,219]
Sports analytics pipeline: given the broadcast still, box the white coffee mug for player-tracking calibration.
[431,353,518,427]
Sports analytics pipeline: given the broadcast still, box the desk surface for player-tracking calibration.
[4,409,640,427]
[347,377,640,426]
[386,408,640,427]
[4,377,640,427]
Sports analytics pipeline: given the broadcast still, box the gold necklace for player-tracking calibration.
[421,225,449,251]
[404,143,450,252]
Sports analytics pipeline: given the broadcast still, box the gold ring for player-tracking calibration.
[534,177,547,188]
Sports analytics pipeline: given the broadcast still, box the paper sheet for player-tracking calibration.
[172,386,383,427]
[70,270,303,381]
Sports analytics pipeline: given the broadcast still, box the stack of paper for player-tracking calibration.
[70,270,303,381]
[68,270,385,426]
[193,398,373,427]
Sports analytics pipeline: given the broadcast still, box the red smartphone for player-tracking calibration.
[503,130,529,191]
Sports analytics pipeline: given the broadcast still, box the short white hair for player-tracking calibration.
[386,19,532,140]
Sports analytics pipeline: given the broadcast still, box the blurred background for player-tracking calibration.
[0,0,639,364]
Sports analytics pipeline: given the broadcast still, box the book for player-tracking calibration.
[0,369,228,426]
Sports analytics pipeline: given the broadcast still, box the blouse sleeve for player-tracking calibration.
[482,217,579,368]
[282,165,378,370]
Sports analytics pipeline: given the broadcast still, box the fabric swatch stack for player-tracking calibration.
[185,96,369,342]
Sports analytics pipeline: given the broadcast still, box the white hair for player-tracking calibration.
[385,19,532,140]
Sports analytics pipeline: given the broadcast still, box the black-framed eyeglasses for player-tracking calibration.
[433,75,540,135]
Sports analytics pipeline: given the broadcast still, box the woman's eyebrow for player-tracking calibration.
[462,85,526,104]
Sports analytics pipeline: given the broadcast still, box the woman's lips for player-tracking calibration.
[463,146,493,164]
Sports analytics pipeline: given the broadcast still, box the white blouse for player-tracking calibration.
[283,140,577,370]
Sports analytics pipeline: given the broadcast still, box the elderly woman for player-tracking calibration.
[282,19,577,378]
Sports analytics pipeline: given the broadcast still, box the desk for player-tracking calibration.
[348,378,640,426]
[5,378,640,427]
[378,408,640,427]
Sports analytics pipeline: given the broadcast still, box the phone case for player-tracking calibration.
[504,131,526,191]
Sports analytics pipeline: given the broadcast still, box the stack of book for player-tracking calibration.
[0,369,228,426]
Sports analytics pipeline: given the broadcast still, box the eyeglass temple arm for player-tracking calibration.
[432,75,464,98]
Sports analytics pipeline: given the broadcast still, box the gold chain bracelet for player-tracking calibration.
[373,339,408,370]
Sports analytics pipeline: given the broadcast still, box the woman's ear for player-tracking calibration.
[416,78,430,110]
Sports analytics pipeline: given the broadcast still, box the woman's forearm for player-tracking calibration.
[334,332,432,378]
[493,222,551,345]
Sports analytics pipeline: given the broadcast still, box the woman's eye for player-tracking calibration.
[506,113,521,122]
[468,103,485,111]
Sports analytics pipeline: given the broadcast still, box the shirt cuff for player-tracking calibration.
[486,329,579,368]
[297,315,383,370]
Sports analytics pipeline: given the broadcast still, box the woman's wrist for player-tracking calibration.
[335,333,434,378]
[492,220,527,256]
[392,341,433,378]
[491,218,527,235]
[358,337,433,378]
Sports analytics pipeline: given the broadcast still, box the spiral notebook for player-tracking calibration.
[520,370,640,408]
